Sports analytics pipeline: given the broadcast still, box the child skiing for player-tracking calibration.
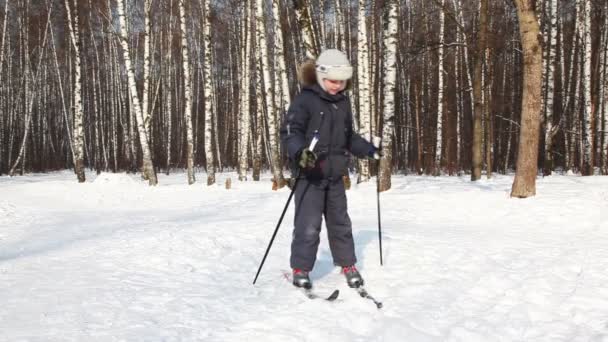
[280,49,381,289]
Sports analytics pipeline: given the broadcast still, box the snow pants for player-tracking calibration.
[290,178,357,271]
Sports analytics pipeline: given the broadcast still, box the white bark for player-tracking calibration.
[257,0,284,188]
[202,0,215,185]
[581,0,593,174]
[295,0,317,59]
[435,0,445,175]
[239,0,251,181]
[0,0,8,173]
[543,0,558,175]
[142,0,153,135]
[179,0,195,184]
[334,0,345,51]
[378,0,398,192]
[65,0,85,182]
[603,5,608,172]
[272,0,291,113]
[115,0,157,185]
[357,0,371,183]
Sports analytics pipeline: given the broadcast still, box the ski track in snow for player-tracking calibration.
[1,171,608,341]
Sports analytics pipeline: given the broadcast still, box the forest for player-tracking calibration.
[0,0,606,195]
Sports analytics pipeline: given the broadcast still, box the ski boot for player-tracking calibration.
[342,265,364,288]
[292,268,312,289]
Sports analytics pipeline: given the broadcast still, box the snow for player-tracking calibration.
[1,171,608,341]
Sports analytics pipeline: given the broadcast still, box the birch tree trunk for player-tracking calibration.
[115,0,157,185]
[581,0,594,175]
[434,0,445,175]
[543,0,558,176]
[334,0,345,51]
[142,0,153,136]
[378,0,398,192]
[0,0,8,175]
[257,0,285,189]
[202,0,215,185]
[603,5,608,173]
[294,0,318,58]
[357,0,371,183]
[511,0,543,198]
[239,0,251,181]
[179,0,195,184]
[65,0,85,182]
[272,0,291,113]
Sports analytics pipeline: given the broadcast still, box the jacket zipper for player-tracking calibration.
[327,103,338,180]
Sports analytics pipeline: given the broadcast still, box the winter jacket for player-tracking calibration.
[280,61,373,181]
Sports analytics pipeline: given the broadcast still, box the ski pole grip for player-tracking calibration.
[309,133,320,151]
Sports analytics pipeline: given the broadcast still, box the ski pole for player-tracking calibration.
[253,135,320,285]
[373,136,383,266]
[252,176,300,285]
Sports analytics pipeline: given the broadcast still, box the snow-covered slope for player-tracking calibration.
[1,171,607,341]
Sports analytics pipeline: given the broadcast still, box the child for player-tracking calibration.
[280,49,381,289]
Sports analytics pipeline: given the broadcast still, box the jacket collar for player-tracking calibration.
[303,83,347,103]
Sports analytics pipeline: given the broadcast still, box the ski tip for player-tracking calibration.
[326,289,340,301]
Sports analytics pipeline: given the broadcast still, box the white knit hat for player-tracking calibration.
[316,49,353,84]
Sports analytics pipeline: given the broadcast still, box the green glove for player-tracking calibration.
[298,148,317,169]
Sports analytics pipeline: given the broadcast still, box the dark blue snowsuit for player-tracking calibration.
[280,72,374,271]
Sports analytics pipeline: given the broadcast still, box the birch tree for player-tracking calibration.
[64,0,85,182]
[114,0,157,185]
[434,0,445,175]
[0,0,8,175]
[357,0,371,183]
[581,0,593,175]
[543,0,558,176]
[272,0,291,113]
[511,0,543,198]
[257,0,285,189]
[294,0,318,58]
[239,0,251,181]
[603,3,608,173]
[179,0,195,184]
[378,0,398,192]
[202,0,215,185]
[142,0,153,136]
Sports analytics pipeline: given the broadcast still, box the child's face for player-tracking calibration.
[323,79,346,95]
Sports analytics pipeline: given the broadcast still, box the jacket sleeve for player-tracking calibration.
[346,104,374,159]
[280,96,310,160]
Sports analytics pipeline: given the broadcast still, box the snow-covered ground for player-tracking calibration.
[1,171,607,342]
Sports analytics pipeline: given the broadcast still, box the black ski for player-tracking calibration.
[302,288,340,301]
[282,271,340,301]
[354,287,383,309]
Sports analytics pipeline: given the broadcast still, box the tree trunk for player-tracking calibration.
[257,0,285,189]
[542,0,558,176]
[65,0,85,182]
[471,0,488,181]
[357,0,371,183]
[434,0,445,176]
[202,0,215,185]
[179,0,195,184]
[378,0,398,192]
[511,0,543,198]
[114,0,157,185]
[581,0,594,175]
[239,0,251,181]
